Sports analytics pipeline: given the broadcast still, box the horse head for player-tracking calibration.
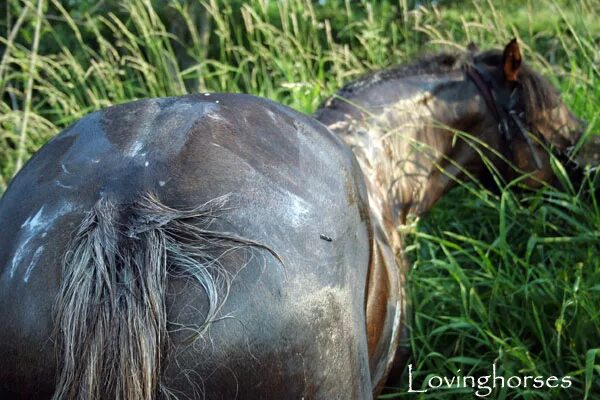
[465,39,596,188]
[316,39,600,225]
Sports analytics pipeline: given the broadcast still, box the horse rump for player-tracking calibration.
[53,192,272,400]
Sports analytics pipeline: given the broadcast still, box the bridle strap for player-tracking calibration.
[465,64,501,124]
[464,63,544,169]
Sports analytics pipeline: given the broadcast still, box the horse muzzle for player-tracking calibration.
[567,134,600,172]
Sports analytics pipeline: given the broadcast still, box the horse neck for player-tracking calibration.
[318,71,487,236]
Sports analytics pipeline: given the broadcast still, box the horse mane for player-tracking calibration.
[335,52,464,98]
[331,47,563,128]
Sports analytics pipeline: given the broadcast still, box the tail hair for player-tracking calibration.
[53,193,278,400]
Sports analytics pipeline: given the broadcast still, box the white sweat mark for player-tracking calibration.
[10,202,73,281]
[126,140,144,157]
[10,236,34,279]
[286,194,311,229]
[23,246,45,283]
[21,206,45,230]
[265,109,279,123]
[55,180,73,189]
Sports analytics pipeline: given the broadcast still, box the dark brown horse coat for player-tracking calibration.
[315,39,599,392]
[1,40,599,399]
[0,94,374,399]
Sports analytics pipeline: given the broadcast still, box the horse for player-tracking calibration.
[314,38,600,391]
[0,39,597,399]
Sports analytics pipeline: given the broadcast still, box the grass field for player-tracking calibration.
[1,0,599,398]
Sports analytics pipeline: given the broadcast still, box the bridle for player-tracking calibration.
[464,62,544,169]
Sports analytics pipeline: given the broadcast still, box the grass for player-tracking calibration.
[1,0,599,398]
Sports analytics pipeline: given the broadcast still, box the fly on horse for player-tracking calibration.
[0,40,598,399]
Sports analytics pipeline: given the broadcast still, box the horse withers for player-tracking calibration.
[1,39,599,399]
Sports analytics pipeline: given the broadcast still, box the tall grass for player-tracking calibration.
[1,0,599,398]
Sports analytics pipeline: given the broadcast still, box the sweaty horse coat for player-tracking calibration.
[2,40,597,399]
[0,94,386,399]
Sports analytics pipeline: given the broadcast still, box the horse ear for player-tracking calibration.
[502,38,522,82]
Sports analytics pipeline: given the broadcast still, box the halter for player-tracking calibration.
[464,63,544,169]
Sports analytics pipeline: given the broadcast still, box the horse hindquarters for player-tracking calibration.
[163,267,375,399]
[158,204,375,399]
[53,192,374,399]
[1,94,376,399]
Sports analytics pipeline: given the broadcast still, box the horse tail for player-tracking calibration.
[52,193,278,400]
